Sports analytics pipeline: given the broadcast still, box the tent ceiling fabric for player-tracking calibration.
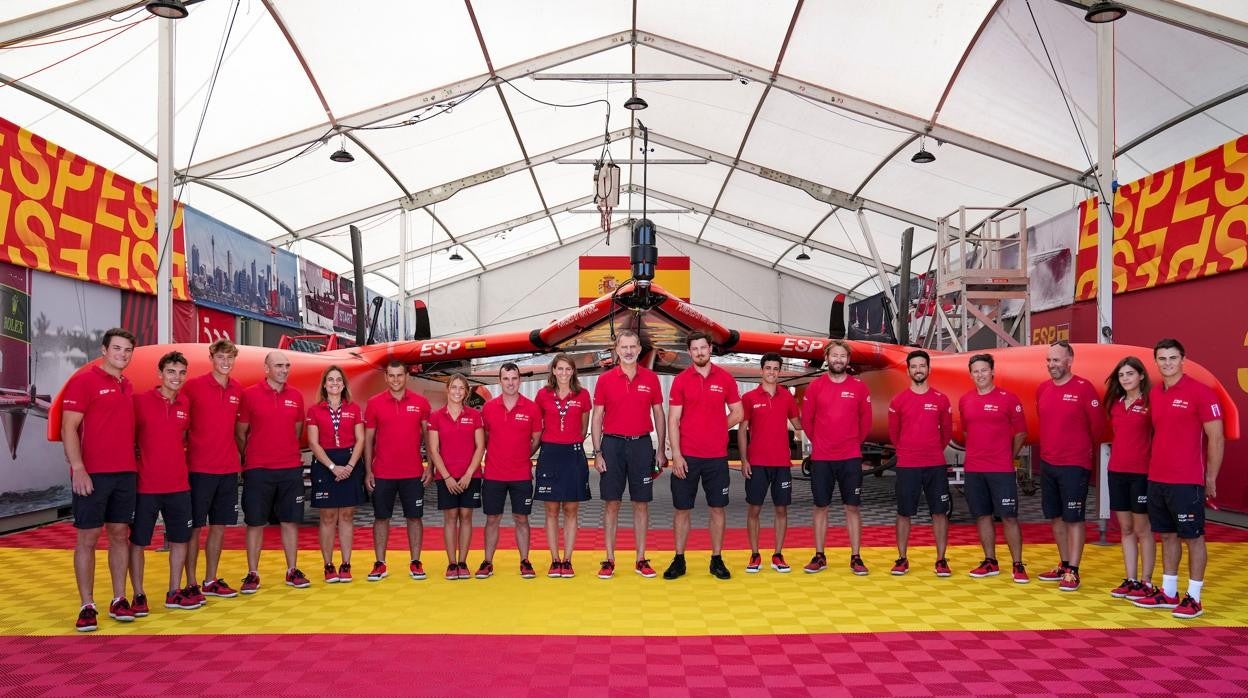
[2,0,1247,297]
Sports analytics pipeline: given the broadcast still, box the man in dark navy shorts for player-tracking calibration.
[479,363,542,579]
[61,328,139,631]
[1132,338,1224,619]
[737,352,801,574]
[590,330,667,579]
[236,351,308,592]
[664,332,743,580]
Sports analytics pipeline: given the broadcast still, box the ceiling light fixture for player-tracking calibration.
[449,248,463,262]
[910,135,936,164]
[146,0,190,18]
[1084,1,1128,23]
[796,247,811,261]
[329,133,354,163]
[624,95,648,111]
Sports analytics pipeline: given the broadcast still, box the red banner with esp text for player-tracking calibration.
[1075,134,1248,300]
[0,116,188,300]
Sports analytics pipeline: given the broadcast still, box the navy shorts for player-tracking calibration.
[896,465,951,517]
[1148,481,1205,539]
[810,458,862,507]
[242,467,305,526]
[372,476,425,519]
[310,447,366,509]
[965,471,1019,519]
[599,435,655,502]
[436,478,481,510]
[130,490,193,547]
[1040,461,1090,522]
[189,472,239,527]
[534,442,591,502]
[1108,471,1149,514]
[72,472,137,529]
[482,479,534,516]
[671,456,730,510]
[743,465,792,506]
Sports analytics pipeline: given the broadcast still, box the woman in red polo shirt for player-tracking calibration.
[427,373,485,580]
[1104,356,1156,601]
[534,354,593,578]
[306,366,366,584]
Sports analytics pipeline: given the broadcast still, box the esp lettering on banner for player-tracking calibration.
[1075,134,1248,300]
[0,117,189,299]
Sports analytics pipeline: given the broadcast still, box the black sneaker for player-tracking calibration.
[709,555,731,580]
[663,555,686,580]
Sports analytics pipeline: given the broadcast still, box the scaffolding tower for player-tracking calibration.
[928,206,1030,353]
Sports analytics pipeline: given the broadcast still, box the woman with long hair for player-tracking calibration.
[1104,355,1157,601]
[306,365,366,583]
[427,373,485,580]
[533,354,594,577]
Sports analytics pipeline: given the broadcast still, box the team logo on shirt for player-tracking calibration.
[637,385,652,393]
[984,404,1000,413]
[839,391,856,399]
[923,403,939,411]
[175,410,188,419]
[1061,393,1080,402]
[406,405,419,413]
[228,396,239,404]
[514,413,531,422]
[459,418,475,425]
[1091,399,1100,407]
[98,388,114,396]
[1171,399,1191,410]
[1212,404,1222,418]
[283,399,298,408]
[751,401,768,409]
[709,384,724,393]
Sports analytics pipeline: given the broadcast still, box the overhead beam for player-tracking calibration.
[166,31,632,183]
[1118,0,1248,49]
[638,31,1090,187]
[0,0,137,47]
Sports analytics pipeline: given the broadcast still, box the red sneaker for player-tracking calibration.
[804,552,827,574]
[1132,589,1180,609]
[850,555,869,576]
[934,559,952,577]
[202,578,238,598]
[746,552,763,574]
[519,559,536,579]
[131,593,150,617]
[634,559,656,578]
[183,585,206,606]
[1012,562,1030,584]
[285,568,311,588]
[1110,578,1134,598]
[108,597,135,622]
[969,559,1000,578]
[337,563,353,583]
[456,562,470,580]
[1059,570,1081,592]
[475,561,494,579]
[562,560,576,578]
[445,563,459,581]
[1125,581,1155,600]
[598,559,615,579]
[1037,565,1066,582]
[890,558,909,576]
[548,559,563,578]
[75,604,98,632]
[164,589,201,610]
[1172,594,1204,619]
[409,560,426,580]
[323,563,339,584]
[771,554,791,573]
[368,561,389,582]
[240,572,260,594]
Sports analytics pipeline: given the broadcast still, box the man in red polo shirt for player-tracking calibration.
[1035,340,1107,592]
[664,332,743,580]
[61,328,139,632]
[479,363,543,579]
[887,349,954,577]
[590,330,667,579]
[1131,338,1224,619]
[364,360,433,582]
[959,354,1030,584]
[236,351,308,592]
[736,352,800,574]
[183,339,243,600]
[800,339,872,575]
[129,351,200,613]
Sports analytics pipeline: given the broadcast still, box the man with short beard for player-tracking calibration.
[800,340,872,576]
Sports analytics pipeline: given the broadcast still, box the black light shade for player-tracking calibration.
[330,148,354,163]
[796,249,811,261]
[624,95,649,111]
[146,0,189,18]
[1085,1,1128,23]
[449,249,463,262]
[910,148,935,164]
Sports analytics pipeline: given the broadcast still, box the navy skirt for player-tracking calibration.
[533,442,591,502]
[310,446,366,508]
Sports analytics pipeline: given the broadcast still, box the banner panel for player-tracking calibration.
[578,256,690,304]
[0,117,188,299]
[1075,134,1248,300]
[185,208,299,327]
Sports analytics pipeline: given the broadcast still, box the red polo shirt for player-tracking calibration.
[365,390,431,479]
[669,364,741,459]
[133,388,190,494]
[306,400,363,449]
[1108,398,1151,475]
[1148,375,1222,485]
[429,406,483,480]
[183,373,243,475]
[888,387,953,468]
[536,387,592,444]
[60,364,136,474]
[800,374,872,461]
[238,381,305,470]
[740,385,797,467]
[958,388,1026,473]
[482,395,541,481]
[595,365,663,437]
[1036,375,1106,469]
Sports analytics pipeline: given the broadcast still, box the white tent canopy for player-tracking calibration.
[2,0,1246,310]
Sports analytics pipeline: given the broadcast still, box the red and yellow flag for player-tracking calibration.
[578,256,690,304]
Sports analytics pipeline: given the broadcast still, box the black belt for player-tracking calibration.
[604,434,649,441]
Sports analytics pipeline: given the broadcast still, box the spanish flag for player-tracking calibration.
[578,256,690,304]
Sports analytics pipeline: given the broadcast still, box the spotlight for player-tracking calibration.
[796,248,811,261]
[1084,1,1127,23]
[624,95,648,111]
[910,135,935,164]
[329,148,354,163]
[146,0,189,18]
[449,248,463,262]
